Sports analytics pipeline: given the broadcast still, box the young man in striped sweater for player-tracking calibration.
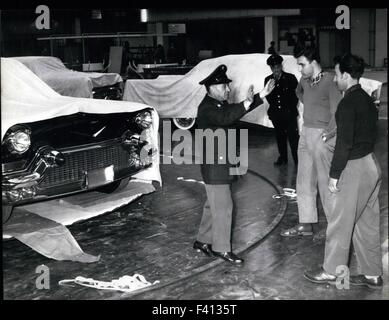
[281,46,343,238]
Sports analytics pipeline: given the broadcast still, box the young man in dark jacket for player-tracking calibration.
[304,53,383,289]
[194,64,275,264]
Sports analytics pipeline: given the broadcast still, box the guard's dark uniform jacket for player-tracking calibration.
[196,94,262,184]
[264,71,298,119]
[264,71,299,164]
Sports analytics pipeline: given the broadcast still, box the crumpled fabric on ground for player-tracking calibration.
[59,274,160,293]
[3,208,100,263]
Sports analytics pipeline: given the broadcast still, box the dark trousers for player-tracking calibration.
[270,112,299,164]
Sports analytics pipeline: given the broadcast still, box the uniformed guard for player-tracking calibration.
[264,54,300,166]
[193,64,275,264]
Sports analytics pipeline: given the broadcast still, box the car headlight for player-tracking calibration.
[5,129,31,154]
[122,131,148,151]
[134,110,153,129]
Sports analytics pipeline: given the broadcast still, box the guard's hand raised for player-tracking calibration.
[260,79,275,99]
[247,84,254,102]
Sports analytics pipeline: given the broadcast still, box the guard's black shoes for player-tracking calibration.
[281,223,313,237]
[303,267,337,285]
[212,251,244,264]
[274,157,288,166]
[350,275,383,289]
[193,240,213,257]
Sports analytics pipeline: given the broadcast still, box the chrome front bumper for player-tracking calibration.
[2,138,155,206]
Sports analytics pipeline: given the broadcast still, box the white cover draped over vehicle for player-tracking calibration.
[1,57,161,184]
[13,56,123,98]
[123,53,382,129]
[123,53,302,128]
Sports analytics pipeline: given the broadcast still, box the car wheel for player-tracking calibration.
[97,177,130,194]
[172,117,196,130]
[2,205,13,224]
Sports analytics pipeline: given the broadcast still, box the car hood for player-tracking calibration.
[1,57,161,184]
[13,56,122,98]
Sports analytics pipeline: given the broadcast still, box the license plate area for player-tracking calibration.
[85,165,114,189]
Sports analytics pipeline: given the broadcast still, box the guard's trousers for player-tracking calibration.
[197,184,233,252]
[323,153,382,276]
[271,112,299,164]
[296,126,335,223]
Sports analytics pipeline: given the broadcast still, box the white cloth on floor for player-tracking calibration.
[59,274,159,293]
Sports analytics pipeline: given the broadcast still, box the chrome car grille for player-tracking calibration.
[39,143,129,188]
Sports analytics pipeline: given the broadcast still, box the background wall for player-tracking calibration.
[375,8,387,68]
[1,8,387,69]
[350,9,372,66]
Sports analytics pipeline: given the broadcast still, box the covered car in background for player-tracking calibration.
[123,53,301,129]
[13,56,123,99]
[1,57,161,223]
[123,53,382,130]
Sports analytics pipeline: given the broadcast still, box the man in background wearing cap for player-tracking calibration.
[193,64,275,264]
[264,54,299,166]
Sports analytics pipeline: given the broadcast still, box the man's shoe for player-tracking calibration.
[304,267,337,285]
[350,275,383,289]
[313,228,327,241]
[212,251,244,264]
[274,157,288,166]
[280,224,313,237]
[193,240,213,257]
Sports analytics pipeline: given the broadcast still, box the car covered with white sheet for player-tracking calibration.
[123,53,382,130]
[13,56,123,100]
[1,57,161,223]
